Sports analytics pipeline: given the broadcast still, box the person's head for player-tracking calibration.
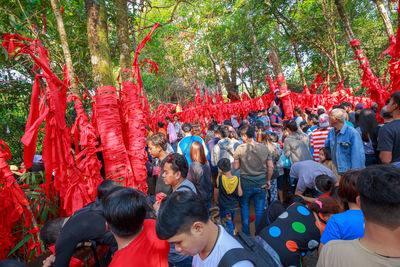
[283,120,298,134]
[217,158,231,174]
[242,119,250,126]
[255,120,265,131]
[40,217,68,247]
[156,191,209,256]
[97,179,119,201]
[319,147,332,163]
[162,153,188,188]
[189,141,207,164]
[341,102,353,113]
[386,91,400,115]
[294,107,303,117]
[371,102,378,113]
[271,106,280,115]
[318,114,330,129]
[220,125,230,138]
[358,109,378,142]
[317,108,326,116]
[239,125,255,142]
[267,132,279,143]
[308,196,343,220]
[103,188,147,238]
[213,125,223,139]
[381,106,393,122]
[207,120,217,131]
[338,170,360,206]
[157,122,165,129]
[357,165,400,229]
[315,175,335,194]
[308,114,319,127]
[299,121,309,132]
[256,128,267,143]
[223,119,232,126]
[146,133,167,158]
[329,108,346,129]
[173,115,179,122]
[165,116,171,123]
[355,102,364,111]
[182,123,192,134]
[274,89,280,96]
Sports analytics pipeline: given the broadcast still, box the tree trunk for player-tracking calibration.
[373,0,394,38]
[206,42,222,93]
[85,0,114,88]
[218,56,235,99]
[291,36,307,87]
[116,0,134,82]
[230,54,238,99]
[50,0,79,95]
[270,44,284,78]
[334,0,356,42]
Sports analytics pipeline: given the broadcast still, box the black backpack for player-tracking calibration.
[218,232,281,267]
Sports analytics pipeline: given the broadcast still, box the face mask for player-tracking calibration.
[314,185,325,197]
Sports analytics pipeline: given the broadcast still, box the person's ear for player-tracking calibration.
[356,196,361,209]
[175,170,182,180]
[191,221,205,236]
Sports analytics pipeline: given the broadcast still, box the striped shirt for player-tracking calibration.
[310,128,331,161]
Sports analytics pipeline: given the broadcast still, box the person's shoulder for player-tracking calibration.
[324,239,357,251]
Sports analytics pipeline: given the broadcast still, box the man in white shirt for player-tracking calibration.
[156,191,254,267]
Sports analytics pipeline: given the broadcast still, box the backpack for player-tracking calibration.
[218,232,281,267]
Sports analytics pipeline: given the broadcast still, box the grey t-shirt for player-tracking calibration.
[290,160,337,192]
[233,142,272,177]
[377,120,400,162]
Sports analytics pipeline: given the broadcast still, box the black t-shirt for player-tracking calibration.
[258,203,326,267]
[53,202,117,267]
[217,174,240,210]
[377,120,400,162]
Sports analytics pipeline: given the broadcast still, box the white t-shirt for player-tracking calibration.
[192,226,254,267]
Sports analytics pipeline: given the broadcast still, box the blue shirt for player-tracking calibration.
[324,124,365,174]
[177,135,208,165]
[320,209,364,245]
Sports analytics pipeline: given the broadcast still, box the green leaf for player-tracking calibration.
[8,234,31,256]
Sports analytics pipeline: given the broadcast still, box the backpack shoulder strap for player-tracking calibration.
[177,184,194,193]
[184,135,194,156]
[217,248,258,267]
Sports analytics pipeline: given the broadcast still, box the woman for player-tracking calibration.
[293,107,306,128]
[283,120,313,165]
[319,170,364,251]
[157,121,167,138]
[319,147,340,180]
[257,196,343,267]
[187,141,213,209]
[256,130,280,203]
[356,109,378,166]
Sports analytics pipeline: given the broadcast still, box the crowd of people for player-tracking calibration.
[4,91,400,267]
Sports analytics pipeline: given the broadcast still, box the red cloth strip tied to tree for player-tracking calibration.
[94,86,133,186]
[275,75,294,118]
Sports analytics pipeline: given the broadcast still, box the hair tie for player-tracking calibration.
[315,200,323,209]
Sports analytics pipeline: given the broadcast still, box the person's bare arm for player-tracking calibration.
[295,190,317,203]
[233,159,240,170]
[380,151,392,164]
[237,179,243,197]
[265,159,274,189]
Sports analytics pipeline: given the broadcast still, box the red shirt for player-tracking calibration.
[109,219,170,267]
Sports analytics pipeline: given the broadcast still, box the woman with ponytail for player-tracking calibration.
[257,196,343,267]
[319,170,364,252]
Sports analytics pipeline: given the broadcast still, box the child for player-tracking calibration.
[216,158,242,235]
[319,147,340,180]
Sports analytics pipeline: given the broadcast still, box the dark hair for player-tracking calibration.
[308,196,343,215]
[239,125,255,138]
[214,125,223,137]
[103,188,147,237]
[256,128,267,143]
[97,179,119,201]
[221,125,230,138]
[341,102,353,109]
[156,190,208,240]
[208,120,217,131]
[332,105,343,110]
[299,121,308,129]
[157,121,165,128]
[317,108,325,116]
[182,123,192,133]
[165,116,171,121]
[338,170,360,204]
[165,153,188,178]
[217,158,231,172]
[320,147,332,161]
[357,165,400,229]
[382,111,393,120]
[223,119,232,126]
[255,120,265,130]
[147,133,167,151]
[189,141,207,164]
[40,218,66,246]
[308,114,319,125]
[267,132,279,143]
[315,175,335,193]
[358,109,378,142]
[390,91,400,109]
[283,120,298,132]
[294,107,305,121]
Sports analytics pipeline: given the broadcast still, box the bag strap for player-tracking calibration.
[177,184,194,193]
[184,135,193,156]
[217,248,258,267]
[313,212,323,236]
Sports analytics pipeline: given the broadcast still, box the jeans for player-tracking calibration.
[220,209,237,235]
[267,179,278,205]
[172,140,178,152]
[240,187,266,236]
[365,154,376,167]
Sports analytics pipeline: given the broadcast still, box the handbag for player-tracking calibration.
[280,154,291,168]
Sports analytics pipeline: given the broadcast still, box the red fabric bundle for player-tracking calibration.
[275,75,293,118]
[310,71,325,94]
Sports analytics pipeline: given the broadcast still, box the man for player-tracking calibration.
[40,180,120,267]
[310,114,331,161]
[325,108,365,174]
[233,125,274,236]
[103,188,170,267]
[291,160,337,203]
[270,106,283,131]
[177,123,208,165]
[156,191,254,267]
[173,115,183,140]
[317,165,400,267]
[165,116,178,152]
[378,92,400,165]
[207,125,222,181]
[341,102,354,123]
[147,133,172,195]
